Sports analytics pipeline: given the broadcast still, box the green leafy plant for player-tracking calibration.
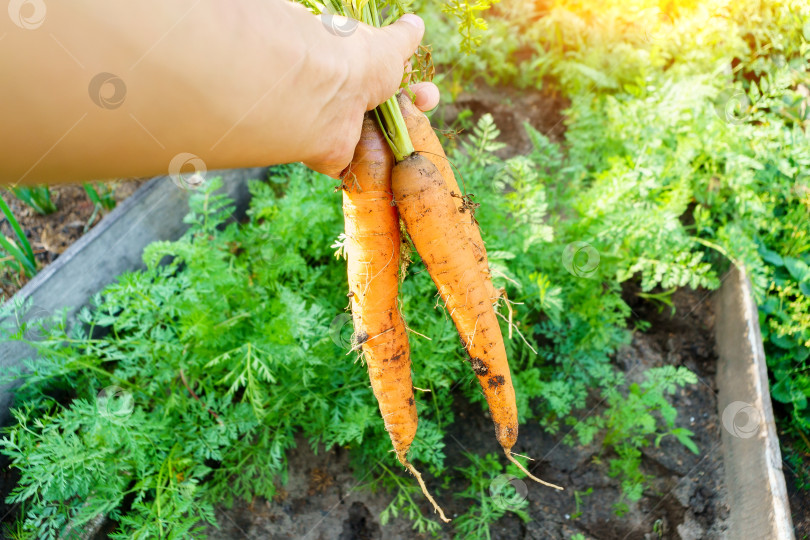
[81,182,117,233]
[377,463,444,535]
[432,0,810,468]
[571,487,592,520]
[443,0,810,515]
[0,196,36,278]
[83,182,116,210]
[760,243,810,432]
[445,115,706,516]
[9,186,56,215]
[1,175,343,538]
[442,0,500,54]
[566,366,698,514]
[452,453,530,540]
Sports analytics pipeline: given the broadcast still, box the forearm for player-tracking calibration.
[0,0,341,184]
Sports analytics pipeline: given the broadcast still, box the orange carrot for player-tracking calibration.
[392,153,561,490]
[342,116,450,521]
[397,93,499,304]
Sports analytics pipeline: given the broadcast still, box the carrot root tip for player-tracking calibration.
[398,455,451,523]
[504,449,564,491]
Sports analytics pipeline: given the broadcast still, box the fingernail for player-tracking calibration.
[400,14,424,32]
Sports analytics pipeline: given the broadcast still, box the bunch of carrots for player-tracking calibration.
[297,0,562,521]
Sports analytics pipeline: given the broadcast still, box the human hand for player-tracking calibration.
[294,14,440,177]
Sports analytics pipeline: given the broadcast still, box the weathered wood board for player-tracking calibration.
[715,266,794,540]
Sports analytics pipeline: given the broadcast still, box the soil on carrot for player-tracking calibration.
[0,180,145,300]
[206,287,729,540]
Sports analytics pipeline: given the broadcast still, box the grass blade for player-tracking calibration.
[10,186,56,215]
[0,196,35,264]
[0,235,35,277]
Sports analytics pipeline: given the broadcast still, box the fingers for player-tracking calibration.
[408,82,440,112]
[303,139,355,178]
[311,82,438,178]
[304,157,352,179]
[303,160,335,178]
[308,84,438,178]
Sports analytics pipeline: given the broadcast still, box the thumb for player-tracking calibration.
[381,14,425,63]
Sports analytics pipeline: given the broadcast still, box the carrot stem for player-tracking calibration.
[376,98,414,161]
[361,3,415,161]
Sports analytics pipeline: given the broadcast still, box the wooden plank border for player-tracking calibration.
[715,266,794,539]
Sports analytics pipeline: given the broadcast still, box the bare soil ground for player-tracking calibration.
[435,83,570,151]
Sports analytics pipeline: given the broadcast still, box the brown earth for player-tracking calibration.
[0,180,145,301]
[434,83,570,153]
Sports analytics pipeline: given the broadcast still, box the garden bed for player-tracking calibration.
[4,0,809,538]
[0,169,795,538]
[0,78,802,536]
[206,287,729,540]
